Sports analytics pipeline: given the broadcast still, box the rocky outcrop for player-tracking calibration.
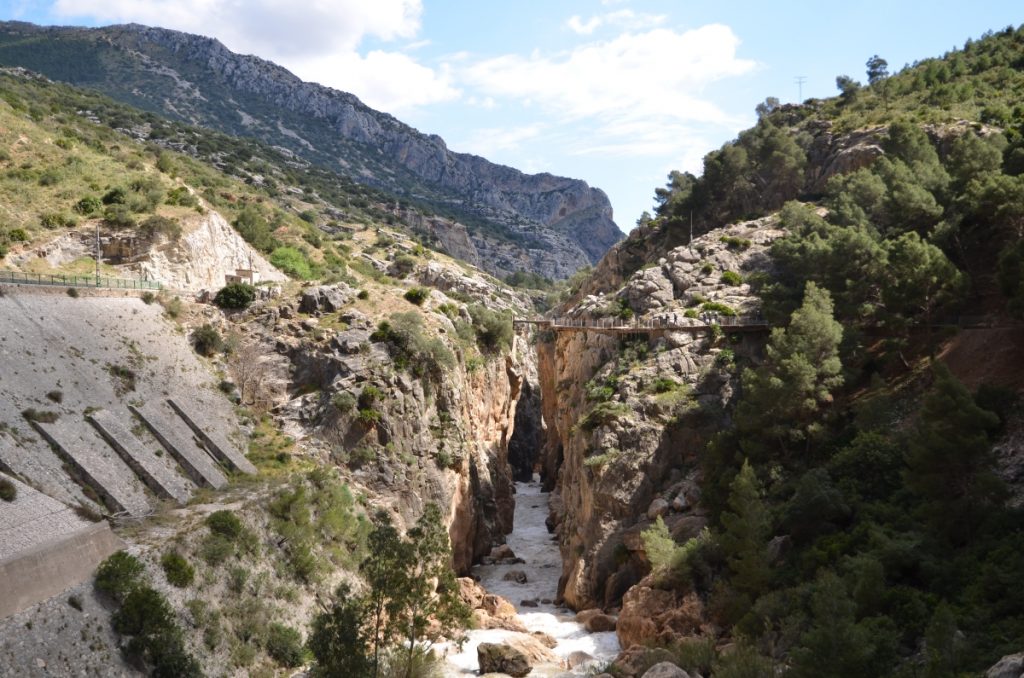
[617,585,706,649]
[0,22,622,278]
[135,209,287,291]
[986,652,1024,678]
[537,217,783,610]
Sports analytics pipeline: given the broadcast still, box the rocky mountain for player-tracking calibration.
[0,21,622,279]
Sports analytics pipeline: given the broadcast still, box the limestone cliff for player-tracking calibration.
[536,216,783,609]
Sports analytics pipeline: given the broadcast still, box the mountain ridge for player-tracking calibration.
[0,20,623,278]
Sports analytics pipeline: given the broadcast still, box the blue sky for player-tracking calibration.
[3,1,1022,232]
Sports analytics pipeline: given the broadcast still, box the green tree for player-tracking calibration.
[736,282,844,456]
[719,460,771,598]
[866,55,889,84]
[906,364,1004,543]
[998,238,1024,317]
[924,602,961,678]
[213,282,256,309]
[882,232,966,332]
[309,583,373,677]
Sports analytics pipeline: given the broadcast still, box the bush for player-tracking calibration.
[46,389,63,403]
[357,289,369,300]
[332,391,357,413]
[103,204,136,229]
[191,323,223,357]
[8,228,28,242]
[74,195,102,215]
[22,408,59,423]
[358,385,383,409]
[160,551,195,588]
[270,246,313,279]
[214,283,256,309]
[66,286,79,298]
[0,477,16,502]
[160,295,182,318]
[701,301,737,316]
[371,313,455,382]
[206,510,245,539]
[102,187,127,205]
[721,270,743,286]
[141,291,155,304]
[95,551,146,603]
[404,287,430,305]
[40,212,76,229]
[139,215,181,241]
[265,623,304,667]
[358,408,383,426]
[720,235,752,250]
[165,186,198,208]
[468,304,513,353]
[391,254,417,278]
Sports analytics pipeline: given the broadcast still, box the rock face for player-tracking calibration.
[537,216,783,610]
[477,642,533,677]
[987,652,1024,678]
[0,22,622,279]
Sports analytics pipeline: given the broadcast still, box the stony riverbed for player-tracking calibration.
[442,479,620,676]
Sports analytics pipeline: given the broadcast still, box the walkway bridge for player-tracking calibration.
[513,314,771,337]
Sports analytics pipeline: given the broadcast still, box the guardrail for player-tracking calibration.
[514,314,769,331]
[0,270,161,291]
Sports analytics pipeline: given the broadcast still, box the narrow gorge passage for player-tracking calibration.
[442,479,620,676]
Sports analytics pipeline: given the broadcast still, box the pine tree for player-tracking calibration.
[719,460,771,598]
[736,282,844,458]
[309,583,373,677]
[905,364,1004,543]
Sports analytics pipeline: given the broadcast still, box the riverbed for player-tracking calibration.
[441,479,620,676]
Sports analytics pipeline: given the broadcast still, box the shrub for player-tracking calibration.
[139,215,182,241]
[103,204,136,229]
[22,408,59,423]
[113,586,175,636]
[46,389,63,403]
[720,235,752,250]
[74,195,102,215]
[404,287,430,306]
[357,289,369,300]
[40,212,76,229]
[140,291,155,304]
[102,187,128,205]
[721,270,743,286]
[67,594,83,611]
[701,262,715,275]
[206,510,245,539]
[265,623,304,667]
[468,304,513,353]
[191,323,223,357]
[358,408,382,426]
[66,286,79,298]
[332,391,357,413]
[95,551,146,603]
[161,551,195,588]
[371,313,455,381]
[0,477,16,502]
[358,385,383,409]
[652,378,680,394]
[391,254,417,278]
[160,295,182,318]
[214,283,256,309]
[580,402,632,431]
[701,301,737,316]
[165,186,198,208]
[8,228,28,242]
[108,364,137,393]
[270,246,313,279]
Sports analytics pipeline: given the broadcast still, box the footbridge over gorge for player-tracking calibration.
[513,314,772,338]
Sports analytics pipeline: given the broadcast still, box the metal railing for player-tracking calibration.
[515,313,769,331]
[0,270,161,291]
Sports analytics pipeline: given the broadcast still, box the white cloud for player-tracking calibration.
[49,0,457,113]
[457,124,545,156]
[566,9,665,35]
[467,25,754,119]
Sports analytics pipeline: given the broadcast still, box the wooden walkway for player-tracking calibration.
[513,315,770,336]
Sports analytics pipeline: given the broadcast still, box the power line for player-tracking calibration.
[795,76,807,103]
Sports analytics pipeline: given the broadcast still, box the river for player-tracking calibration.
[441,479,620,676]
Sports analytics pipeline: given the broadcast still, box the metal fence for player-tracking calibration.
[0,270,161,291]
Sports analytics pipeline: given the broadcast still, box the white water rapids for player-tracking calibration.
[441,479,620,675]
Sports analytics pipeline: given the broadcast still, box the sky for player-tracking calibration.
[3,1,1022,232]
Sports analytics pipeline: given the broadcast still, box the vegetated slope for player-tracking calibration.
[0,58,553,676]
[541,24,1024,677]
[0,21,623,279]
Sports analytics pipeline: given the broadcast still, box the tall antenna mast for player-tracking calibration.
[795,75,807,103]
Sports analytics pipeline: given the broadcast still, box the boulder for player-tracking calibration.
[482,594,518,619]
[642,662,691,678]
[532,631,558,648]
[647,498,670,519]
[299,284,353,314]
[566,650,596,669]
[504,569,529,584]
[617,586,705,649]
[521,599,539,607]
[477,642,532,677]
[986,652,1024,678]
[457,577,485,609]
[584,613,618,633]
[613,646,678,678]
[491,544,516,560]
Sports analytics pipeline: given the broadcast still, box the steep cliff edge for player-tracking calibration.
[0,21,622,278]
[537,217,782,610]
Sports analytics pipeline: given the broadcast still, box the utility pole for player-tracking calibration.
[689,211,694,248]
[795,76,807,103]
[95,222,100,285]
